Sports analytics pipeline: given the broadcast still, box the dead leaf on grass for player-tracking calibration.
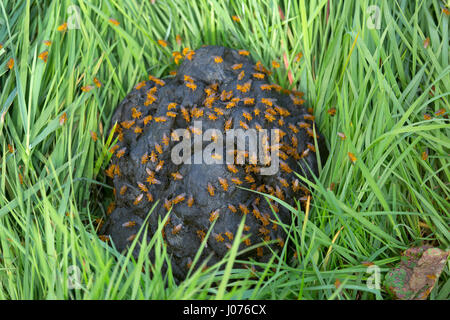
[384,246,449,300]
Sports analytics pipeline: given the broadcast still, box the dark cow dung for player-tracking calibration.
[102,45,327,280]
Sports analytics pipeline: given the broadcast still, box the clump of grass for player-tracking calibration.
[0,0,448,299]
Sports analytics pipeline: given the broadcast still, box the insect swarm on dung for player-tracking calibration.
[101,45,327,281]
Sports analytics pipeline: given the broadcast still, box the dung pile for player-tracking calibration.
[102,45,327,279]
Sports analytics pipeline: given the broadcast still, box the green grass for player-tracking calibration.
[0,0,449,300]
